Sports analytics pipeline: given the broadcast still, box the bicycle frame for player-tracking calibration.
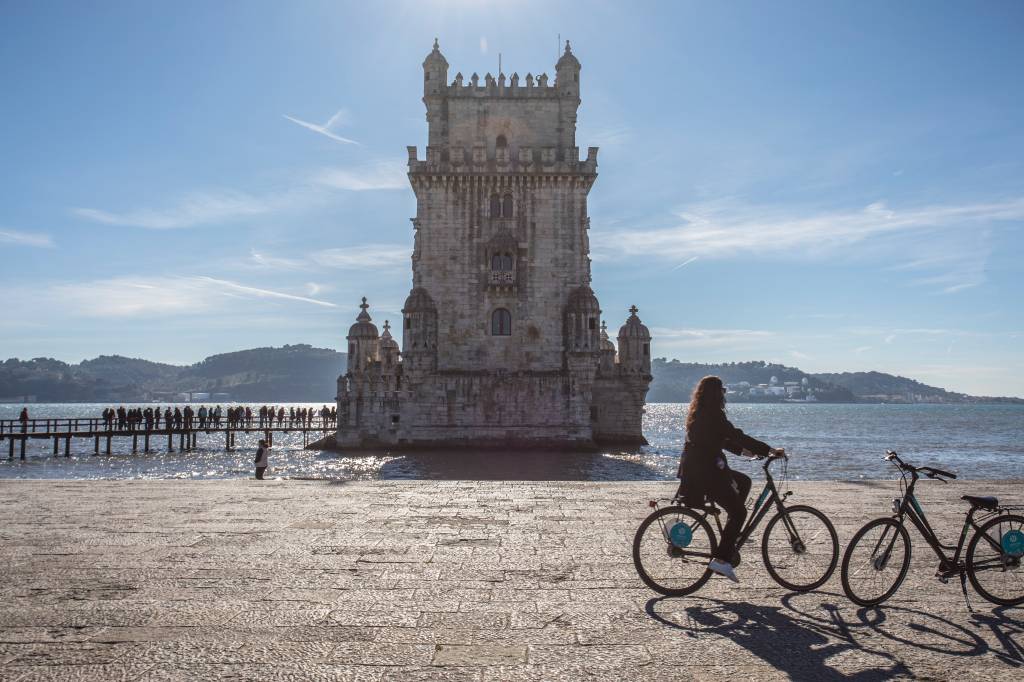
[696,454,794,551]
[892,468,996,572]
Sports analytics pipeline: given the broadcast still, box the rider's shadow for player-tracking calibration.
[645,596,909,681]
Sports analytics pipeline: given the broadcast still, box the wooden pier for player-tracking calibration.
[0,417,333,459]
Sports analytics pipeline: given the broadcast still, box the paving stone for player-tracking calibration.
[0,479,1021,681]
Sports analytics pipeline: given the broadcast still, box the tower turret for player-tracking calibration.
[617,305,651,374]
[555,40,581,151]
[422,37,448,96]
[598,320,617,374]
[555,40,581,98]
[422,38,449,148]
[346,297,379,374]
[401,287,438,375]
[565,286,601,354]
[379,320,400,372]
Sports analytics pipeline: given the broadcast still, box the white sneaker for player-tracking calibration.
[708,558,740,583]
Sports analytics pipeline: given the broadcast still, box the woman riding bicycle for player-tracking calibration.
[677,375,785,583]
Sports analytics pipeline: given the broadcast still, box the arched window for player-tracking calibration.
[502,194,513,218]
[490,194,501,218]
[490,253,513,271]
[496,134,507,148]
[491,308,512,336]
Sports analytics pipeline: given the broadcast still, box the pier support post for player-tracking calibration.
[191,433,197,449]
[94,434,100,455]
[168,432,173,452]
[64,436,70,457]
[105,435,111,455]
[8,438,13,460]
[21,437,26,460]
[225,431,231,451]
[53,437,59,456]
[179,433,185,451]
[132,434,138,454]
[144,433,150,453]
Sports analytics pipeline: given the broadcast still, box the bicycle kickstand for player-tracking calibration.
[958,571,974,613]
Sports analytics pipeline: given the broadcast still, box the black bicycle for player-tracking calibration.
[633,452,839,596]
[841,450,1024,608]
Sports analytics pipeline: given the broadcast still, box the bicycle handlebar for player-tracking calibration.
[883,450,957,481]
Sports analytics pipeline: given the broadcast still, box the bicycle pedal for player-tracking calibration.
[936,573,949,584]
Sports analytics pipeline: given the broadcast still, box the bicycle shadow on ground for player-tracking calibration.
[645,592,1022,678]
[781,591,1022,666]
[645,594,907,681]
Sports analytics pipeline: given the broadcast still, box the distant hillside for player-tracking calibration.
[0,345,345,403]
[649,359,856,403]
[2,348,1019,404]
[812,371,1023,404]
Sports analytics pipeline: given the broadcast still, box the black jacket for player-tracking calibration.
[678,410,770,493]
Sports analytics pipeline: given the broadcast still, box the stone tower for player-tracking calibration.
[334,40,652,449]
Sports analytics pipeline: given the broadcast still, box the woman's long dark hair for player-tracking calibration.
[686,375,725,432]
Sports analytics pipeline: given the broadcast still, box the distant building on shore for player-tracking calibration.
[334,40,652,449]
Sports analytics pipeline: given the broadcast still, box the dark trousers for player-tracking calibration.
[255,467,266,480]
[707,470,752,562]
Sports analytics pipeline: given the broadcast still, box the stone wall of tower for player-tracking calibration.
[408,174,595,372]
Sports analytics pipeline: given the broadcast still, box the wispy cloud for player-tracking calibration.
[0,228,54,248]
[671,256,698,271]
[594,197,1024,294]
[586,125,632,148]
[283,108,358,145]
[73,159,406,230]
[310,244,410,270]
[45,275,334,318]
[314,161,406,191]
[74,190,277,230]
[248,249,305,271]
[650,327,776,352]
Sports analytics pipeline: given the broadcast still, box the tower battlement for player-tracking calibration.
[407,144,598,175]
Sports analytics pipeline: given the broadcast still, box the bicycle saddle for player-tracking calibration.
[962,495,999,511]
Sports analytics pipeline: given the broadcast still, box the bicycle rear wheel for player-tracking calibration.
[633,505,717,597]
[761,504,839,591]
[841,517,912,607]
[966,513,1024,606]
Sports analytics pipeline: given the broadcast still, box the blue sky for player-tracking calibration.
[1,1,1022,397]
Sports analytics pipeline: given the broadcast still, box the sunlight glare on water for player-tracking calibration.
[1,402,1021,481]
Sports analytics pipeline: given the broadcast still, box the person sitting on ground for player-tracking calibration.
[677,375,785,584]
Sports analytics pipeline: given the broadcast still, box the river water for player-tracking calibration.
[0,403,1021,481]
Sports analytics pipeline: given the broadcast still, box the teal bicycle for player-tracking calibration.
[841,450,1024,608]
[633,451,839,596]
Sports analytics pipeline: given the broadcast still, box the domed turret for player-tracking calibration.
[422,38,448,97]
[555,40,581,98]
[600,320,616,352]
[402,287,438,373]
[598,320,617,374]
[379,320,400,372]
[565,286,601,353]
[617,305,651,374]
[346,297,380,374]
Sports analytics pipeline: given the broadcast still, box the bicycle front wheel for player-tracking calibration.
[761,504,839,591]
[841,517,912,607]
[966,513,1024,607]
[633,506,717,597]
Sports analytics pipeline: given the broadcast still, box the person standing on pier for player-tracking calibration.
[18,407,29,432]
[254,439,270,480]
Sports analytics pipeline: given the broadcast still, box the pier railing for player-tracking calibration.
[0,416,335,459]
